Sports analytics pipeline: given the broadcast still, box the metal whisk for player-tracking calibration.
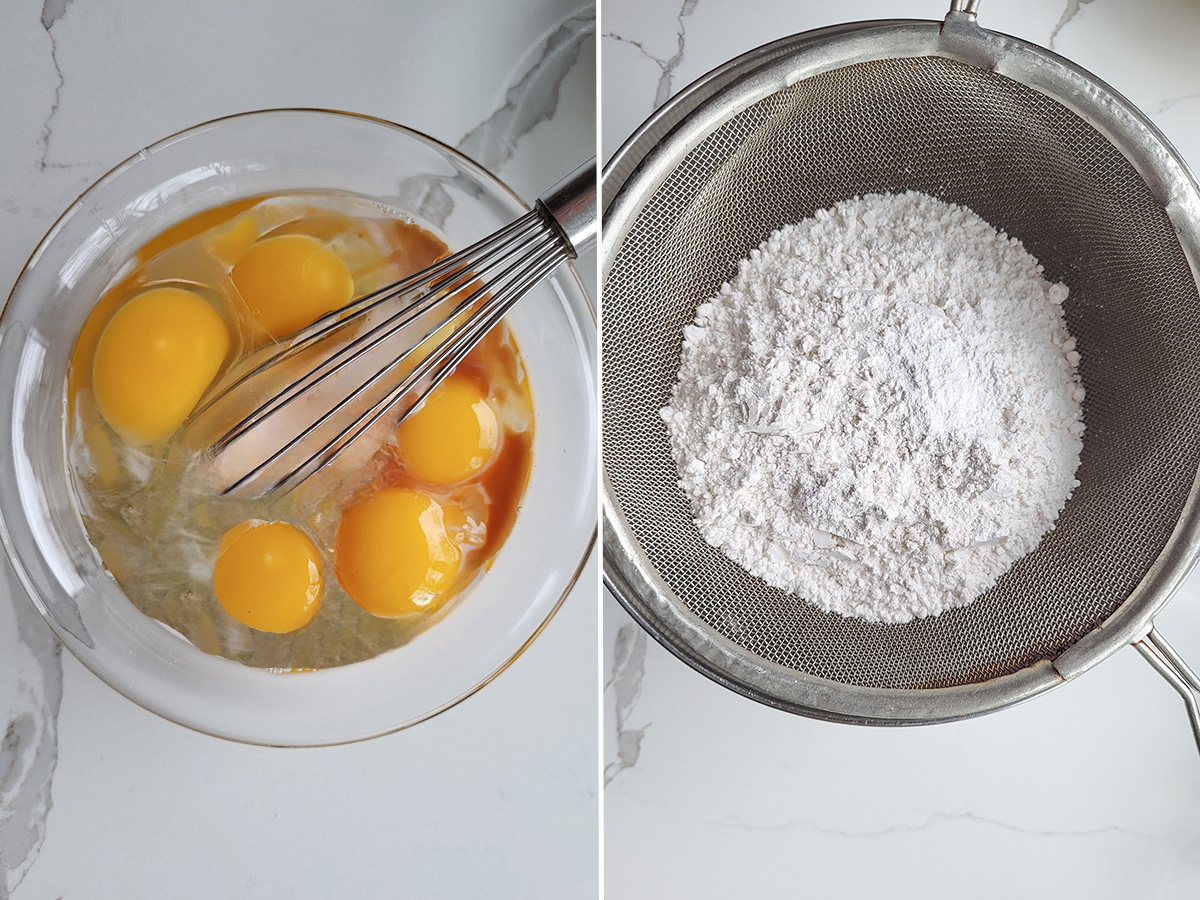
[186,159,596,498]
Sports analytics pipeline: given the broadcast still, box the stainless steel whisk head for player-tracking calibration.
[186,159,596,498]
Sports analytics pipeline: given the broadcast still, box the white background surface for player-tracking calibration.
[0,1,597,898]
[602,1,1200,898]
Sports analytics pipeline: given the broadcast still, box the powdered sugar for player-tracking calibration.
[661,191,1085,623]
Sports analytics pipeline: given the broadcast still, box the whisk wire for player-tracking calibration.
[195,157,596,497]
[199,209,542,431]
[260,231,569,495]
[219,213,570,495]
[206,211,545,448]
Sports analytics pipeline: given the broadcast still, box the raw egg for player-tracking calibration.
[335,488,462,618]
[68,195,535,667]
[204,215,259,266]
[396,376,500,485]
[92,287,230,444]
[213,520,323,634]
[231,233,354,340]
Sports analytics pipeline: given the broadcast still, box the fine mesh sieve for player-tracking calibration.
[602,2,1200,739]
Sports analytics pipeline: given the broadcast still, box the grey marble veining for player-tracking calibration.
[1154,95,1200,115]
[37,0,79,172]
[1048,0,1096,50]
[604,0,697,109]
[719,811,1161,841]
[603,622,647,786]
[460,7,595,172]
[0,564,62,900]
[398,5,594,229]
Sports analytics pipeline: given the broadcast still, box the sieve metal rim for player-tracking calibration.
[601,9,1200,727]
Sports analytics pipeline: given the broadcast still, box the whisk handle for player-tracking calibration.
[536,158,597,258]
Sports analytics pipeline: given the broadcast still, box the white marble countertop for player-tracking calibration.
[602,1,1200,897]
[0,1,597,898]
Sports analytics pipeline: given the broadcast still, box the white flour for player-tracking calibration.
[661,191,1085,623]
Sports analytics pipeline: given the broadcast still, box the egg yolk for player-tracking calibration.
[396,376,500,485]
[204,215,259,266]
[335,488,462,618]
[231,233,354,340]
[92,287,230,444]
[213,520,323,633]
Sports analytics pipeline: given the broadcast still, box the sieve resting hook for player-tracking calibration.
[1135,629,1200,757]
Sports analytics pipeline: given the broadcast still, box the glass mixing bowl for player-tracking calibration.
[0,109,597,746]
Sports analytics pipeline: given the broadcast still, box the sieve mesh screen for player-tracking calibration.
[602,55,1200,691]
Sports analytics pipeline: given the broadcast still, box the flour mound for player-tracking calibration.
[661,191,1085,624]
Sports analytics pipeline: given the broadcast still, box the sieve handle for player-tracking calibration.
[948,0,980,14]
[1135,629,1200,757]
